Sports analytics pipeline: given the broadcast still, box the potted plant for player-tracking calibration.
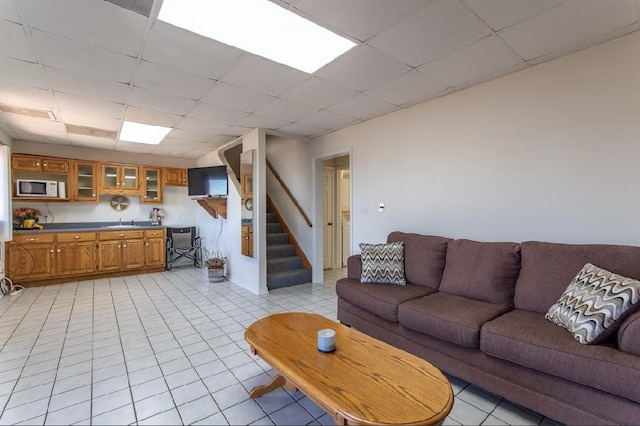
[14,207,42,229]
[203,247,226,283]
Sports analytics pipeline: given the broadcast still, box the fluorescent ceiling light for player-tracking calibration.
[158,0,356,73]
[119,121,171,145]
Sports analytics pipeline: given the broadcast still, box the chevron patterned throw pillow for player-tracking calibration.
[360,242,406,285]
[545,263,640,344]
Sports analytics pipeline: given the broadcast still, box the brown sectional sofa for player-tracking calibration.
[336,232,640,425]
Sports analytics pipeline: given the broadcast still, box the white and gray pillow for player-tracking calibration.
[360,242,406,285]
[546,263,640,344]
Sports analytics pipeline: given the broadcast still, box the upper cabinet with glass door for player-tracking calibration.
[141,167,162,203]
[99,163,139,195]
[72,160,98,202]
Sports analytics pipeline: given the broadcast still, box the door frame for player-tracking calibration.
[311,147,353,283]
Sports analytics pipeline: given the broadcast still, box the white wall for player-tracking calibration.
[309,31,640,251]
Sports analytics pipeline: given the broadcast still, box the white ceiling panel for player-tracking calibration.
[420,36,526,88]
[168,128,220,143]
[297,110,358,130]
[143,21,244,80]
[278,122,326,138]
[328,94,397,120]
[124,106,184,127]
[0,81,56,110]
[368,0,492,67]
[0,3,21,23]
[281,77,356,109]
[115,141,157,154]
[223,126,254,137]
[68,134,117,147]
[128,87,196,116]
[32,30,137,83]
[45,67,130,103]
[0,56,47,89]
[0,20,36,61]
[254,99,318,122]
[463,0,566,31]
[54,92,124,119]
[57,111,121,131]
[240,114,291,130]
[499,0,639,61]
[316,45,411,92]
[134,61,216,100]
[177,117,230,134]
[3,115,66,132]
[202,82,275,114]
[365,71,447,106]
[222,54,310,97]
[189,103,248,125]
[292,0,431,41]
[19,0,147,56]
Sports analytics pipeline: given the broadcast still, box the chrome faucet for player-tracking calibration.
[119,217,122,225]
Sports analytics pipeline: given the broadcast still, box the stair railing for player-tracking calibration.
[266,158,312,227]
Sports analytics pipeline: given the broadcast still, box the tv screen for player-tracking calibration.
[188,166,228,197]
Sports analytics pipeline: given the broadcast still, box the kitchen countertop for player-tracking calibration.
[13,221,165,233]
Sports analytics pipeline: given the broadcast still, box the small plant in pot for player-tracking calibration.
[203,248,226,283]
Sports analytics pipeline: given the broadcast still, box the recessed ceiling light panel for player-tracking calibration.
[158,0,356,73]
[120,121,172,144]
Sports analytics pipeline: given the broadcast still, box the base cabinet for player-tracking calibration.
[6,242,55,281]
[56,242,98,276]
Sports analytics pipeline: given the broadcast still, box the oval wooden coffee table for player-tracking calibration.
[245,312,453,425]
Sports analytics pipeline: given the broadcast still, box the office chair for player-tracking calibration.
[166,226,202,271]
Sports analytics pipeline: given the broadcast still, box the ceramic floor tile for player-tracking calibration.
[48,385,91,412]
[134,391,176,421]
[131,377,170,402]
[448,399,489,425]
[91,403,136,426]
[223,399,266,425]
[170,380,209,406]
[44,400,91,425]
[458,385,502,413]
[269,402,315,426]
[176,395,220,425]
[137,408,182,426]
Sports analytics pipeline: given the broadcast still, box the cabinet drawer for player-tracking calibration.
[13,233,55,244]
[57,232,96,242]
[99,230,144,240]
[144,229,165,239]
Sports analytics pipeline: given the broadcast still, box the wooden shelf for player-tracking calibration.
[196,198,227,219]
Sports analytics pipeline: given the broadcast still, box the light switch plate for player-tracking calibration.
[378,203,385,212]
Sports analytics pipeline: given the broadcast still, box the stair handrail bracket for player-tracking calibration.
[266,158,312,228]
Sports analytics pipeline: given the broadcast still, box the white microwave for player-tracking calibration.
[16,179,58,197]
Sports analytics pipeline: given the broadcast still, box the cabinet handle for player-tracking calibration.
[26,238,36,242]
[73,236,81,239]
[92,193,95,197]
[43,162,47,166]
[123,244,127,248]
[57,249,61,252]
[50,249,54,253]
[118,245,121,248]
[146,243,149,246]
[116,182,120,186]
[36,162,40,166]
[119,234,125,237]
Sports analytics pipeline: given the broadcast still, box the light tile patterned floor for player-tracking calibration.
[0,267,558,425]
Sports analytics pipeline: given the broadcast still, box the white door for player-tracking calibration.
[323,168,334,269]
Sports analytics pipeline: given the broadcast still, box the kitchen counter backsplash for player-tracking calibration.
[14,221,163,232]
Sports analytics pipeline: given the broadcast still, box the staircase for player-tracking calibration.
[266,209,311,290]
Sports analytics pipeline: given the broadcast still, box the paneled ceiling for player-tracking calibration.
[0,0,638,158]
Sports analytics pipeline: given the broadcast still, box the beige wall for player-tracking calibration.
[311,31,640,249]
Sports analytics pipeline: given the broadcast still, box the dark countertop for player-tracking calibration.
[13,221,165,233]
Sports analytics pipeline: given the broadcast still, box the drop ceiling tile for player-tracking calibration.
[0,81,56,110]
[68,134,117,147]
[143,21,243,80]
[57,111,121,131]
[316,45,411,92]
[32,30,138,83]
[297,110,358,129]
[177,117,230,134]
[53,92,124,119]
[0,3,21,23]
[223,126,253,137]
[19,0,147,56]
[115,141,158,153]
[45,67,130,103]
[128,87,197,116]
[240,114,291,130]
[463,0,565,31]
[167,128,217,143]
[189,103,248,125]
[365,70,447,106]
[124,106,184,127]
[0,56,47,89]
[281,77,357,109]
[293,0,430,41]
[278,122,326,138]
[254,99,318,122]
[221,54,310,97]
[419,36,526,88]
[499,0,639,61]
[327,93,397,120]
[368,0,492,67]
[133,61,216,100]
[201,82,275,113]
[2,115,66,132]
[0,20,36,61]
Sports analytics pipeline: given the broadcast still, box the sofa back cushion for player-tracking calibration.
[515,241,640,313]
[387,232,451,289]
[439,239,521,306]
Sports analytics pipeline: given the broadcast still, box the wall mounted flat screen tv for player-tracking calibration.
[188,166,228,198]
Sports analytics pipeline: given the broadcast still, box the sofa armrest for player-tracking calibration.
[347,255,362,280]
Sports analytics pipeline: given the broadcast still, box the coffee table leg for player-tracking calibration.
[249,373,299,398]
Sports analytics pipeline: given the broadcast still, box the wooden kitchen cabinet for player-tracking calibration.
[241,173,253,198]
[163,168,188,186]
[12,154,69,173]
[100,163,139,194]
[241,225,253,257]
[56,242,97,276]
[71,160,98,202]
[141,167,162,203]
[6,233,56,281]
[98,230,145,271]
[144,229,166,267]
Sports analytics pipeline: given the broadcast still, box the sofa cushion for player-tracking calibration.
[387,232,451,288]
[360,242,406,285]
[336,278,434,322]
[514,241,640,313]
[618,311,640,357]
[546,263,640,344]
[481,309,640,404]
[398,292,511,348]
[439,239,520,306]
